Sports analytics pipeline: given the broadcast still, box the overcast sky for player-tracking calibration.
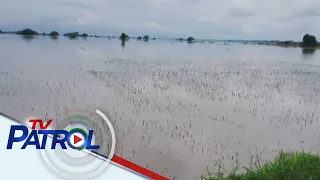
[1,0,319,40]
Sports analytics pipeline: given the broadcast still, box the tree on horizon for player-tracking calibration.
[143,35,149,41]
[49,31,59,37]
[119,33,129,41]
[64,32,79,39]
[302,34,317,47]
[187,37,195,43]
[81,33,88,38]
[16,28,38,36]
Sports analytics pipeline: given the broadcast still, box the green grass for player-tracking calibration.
[202,152,320,180]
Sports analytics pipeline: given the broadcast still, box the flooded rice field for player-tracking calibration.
[1,35,320,179]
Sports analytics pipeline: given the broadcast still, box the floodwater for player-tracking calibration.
[1,35,320,180]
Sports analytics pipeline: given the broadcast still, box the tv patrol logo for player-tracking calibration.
[6,119,99,150]
[7,109,116,180]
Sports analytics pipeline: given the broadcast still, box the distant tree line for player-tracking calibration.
[63,32,88,39]
[0,28,121,40]
[136,35,156,41]
[0,28,108,39]
[173,37,195,43]
[274,34,319,48]
[0,28,196,45]
[1,28,319,48]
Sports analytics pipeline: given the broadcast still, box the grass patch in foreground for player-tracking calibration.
[202,152,320,180]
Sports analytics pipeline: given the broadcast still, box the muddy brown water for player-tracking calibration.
[1,35,320,180]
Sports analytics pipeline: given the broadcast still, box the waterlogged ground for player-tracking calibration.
[1,35,320,180]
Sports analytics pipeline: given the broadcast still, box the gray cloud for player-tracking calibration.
[227,9,253,18]
[0,0,319,40]
[55,1,95,10]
